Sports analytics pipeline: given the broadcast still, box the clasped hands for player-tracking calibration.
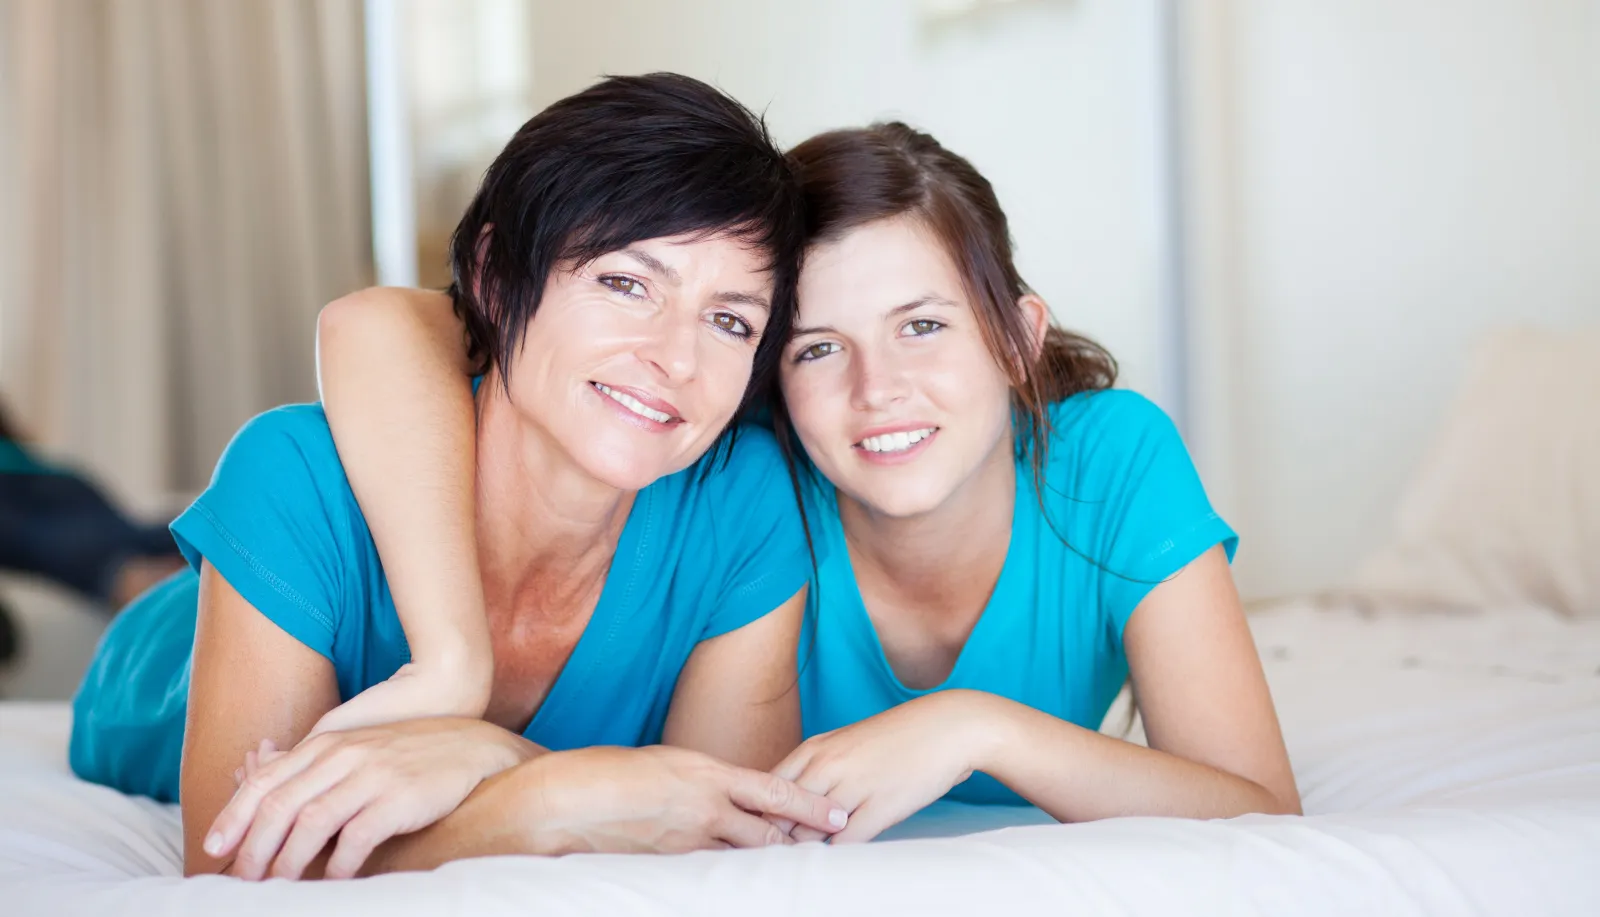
[210,691,993,879]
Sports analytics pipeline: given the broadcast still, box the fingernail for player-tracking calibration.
[829,808,848,829]
[204,832,223,856]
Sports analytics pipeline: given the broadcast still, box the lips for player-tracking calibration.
[852,423,940,455]
[591,382,683,425]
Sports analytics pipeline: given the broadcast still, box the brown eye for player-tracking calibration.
[906,319,943,336]
[710,312,753,338]
[795,341,840,363]
[599,276,645,297]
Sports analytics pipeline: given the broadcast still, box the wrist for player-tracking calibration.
[461,718,544,775]
[510,753,588,856]
[943,689,1019,776]
[410,640,494,714]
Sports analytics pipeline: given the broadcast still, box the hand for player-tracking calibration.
[527,745,851,854]
[231,738,285,789]
[208,717,531,880]
[773,690,1000,844]
[307,656,492,736]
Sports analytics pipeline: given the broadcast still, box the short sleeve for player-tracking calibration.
[1052,392,1238,636]
[697,427,817,641]
[169,405,359,661]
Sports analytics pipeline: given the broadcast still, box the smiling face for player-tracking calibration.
[780,216,1021,519]
[500,231,774,492]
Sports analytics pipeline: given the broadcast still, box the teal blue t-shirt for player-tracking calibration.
[798,390,1238,806]
[70,405,811,802]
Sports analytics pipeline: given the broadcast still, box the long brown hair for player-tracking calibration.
[774,121,1118,494]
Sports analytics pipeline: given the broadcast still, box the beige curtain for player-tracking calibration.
[0,0,371,507]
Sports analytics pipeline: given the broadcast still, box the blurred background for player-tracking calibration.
[1,0,1596,697]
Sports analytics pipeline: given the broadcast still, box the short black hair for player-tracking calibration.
[447,72,803,423]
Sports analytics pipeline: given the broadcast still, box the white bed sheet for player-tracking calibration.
[4,601,1599,916]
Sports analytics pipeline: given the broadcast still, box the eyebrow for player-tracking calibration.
[617,248,682,285]
[791,295,958,338]
[618,248,770,313]
[713,290,771,313]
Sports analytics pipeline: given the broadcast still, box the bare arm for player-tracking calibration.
[181,562,537,877]
[777,545,1298,842]
[313,288,490,722]
[181,562,340,875]
[978,544,1301,820]
[663,587,807,770]
[185,556,569,876]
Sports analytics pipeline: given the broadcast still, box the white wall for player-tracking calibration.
[524,0,1178,405]
[463,0,1600,602]
[1184,0,1600,599]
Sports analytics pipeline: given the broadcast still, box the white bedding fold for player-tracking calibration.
[4,602,1599,916]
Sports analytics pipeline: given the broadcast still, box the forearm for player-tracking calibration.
[211,719,551,879]
[361,757,566,875]
[969,693,1301,821]
[315,289,487,677]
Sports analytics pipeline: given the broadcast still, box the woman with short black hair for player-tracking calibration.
[69,72,848,879]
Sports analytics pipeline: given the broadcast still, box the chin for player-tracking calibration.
[569,441,676,493]
[836,471,957,520]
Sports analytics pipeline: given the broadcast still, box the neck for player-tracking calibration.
[836,433,1017,615]
[473,380,634,618]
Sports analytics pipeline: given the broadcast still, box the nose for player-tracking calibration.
[636,307,699,387]
[850,344,910,412]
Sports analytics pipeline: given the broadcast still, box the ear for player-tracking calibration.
[1017,293,1051,364]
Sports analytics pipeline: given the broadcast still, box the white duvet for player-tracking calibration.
[4,601,1599,916]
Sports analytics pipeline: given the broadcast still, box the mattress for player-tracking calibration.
[3,600,1599,916]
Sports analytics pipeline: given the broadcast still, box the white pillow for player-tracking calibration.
[1349,327,1600,617]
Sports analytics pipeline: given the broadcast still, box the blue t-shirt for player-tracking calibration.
[799,390,1237,805]
[70,405,811,802]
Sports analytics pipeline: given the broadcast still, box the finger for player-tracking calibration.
[324,799,412,879]
[765,814,797,836]
[827,801,895,845]
[727,770,848,835]
[234,767,245,788]
[769,742,818,783]
[268,778,378,881]
[207,741,326,860]
[229,756,358,880]
[791,825,830,843]
[714,809,792,848]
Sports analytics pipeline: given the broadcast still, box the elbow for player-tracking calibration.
[315,287,417,399]
[316,287,380,355]
[182,851,230,879]
[314,289,368,399]
[1256,781,1303,817]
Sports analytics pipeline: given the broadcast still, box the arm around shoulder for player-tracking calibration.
[314,286,492,714]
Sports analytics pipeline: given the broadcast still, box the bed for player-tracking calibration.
[5,597,1599,916]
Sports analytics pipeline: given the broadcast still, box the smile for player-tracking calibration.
[855,427,938,454]
[592,382,681,425]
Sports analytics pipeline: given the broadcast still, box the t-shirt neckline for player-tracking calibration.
[518,485,654,739]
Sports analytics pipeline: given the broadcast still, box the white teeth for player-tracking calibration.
[594,383,673,424]
[858,428,936,453]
